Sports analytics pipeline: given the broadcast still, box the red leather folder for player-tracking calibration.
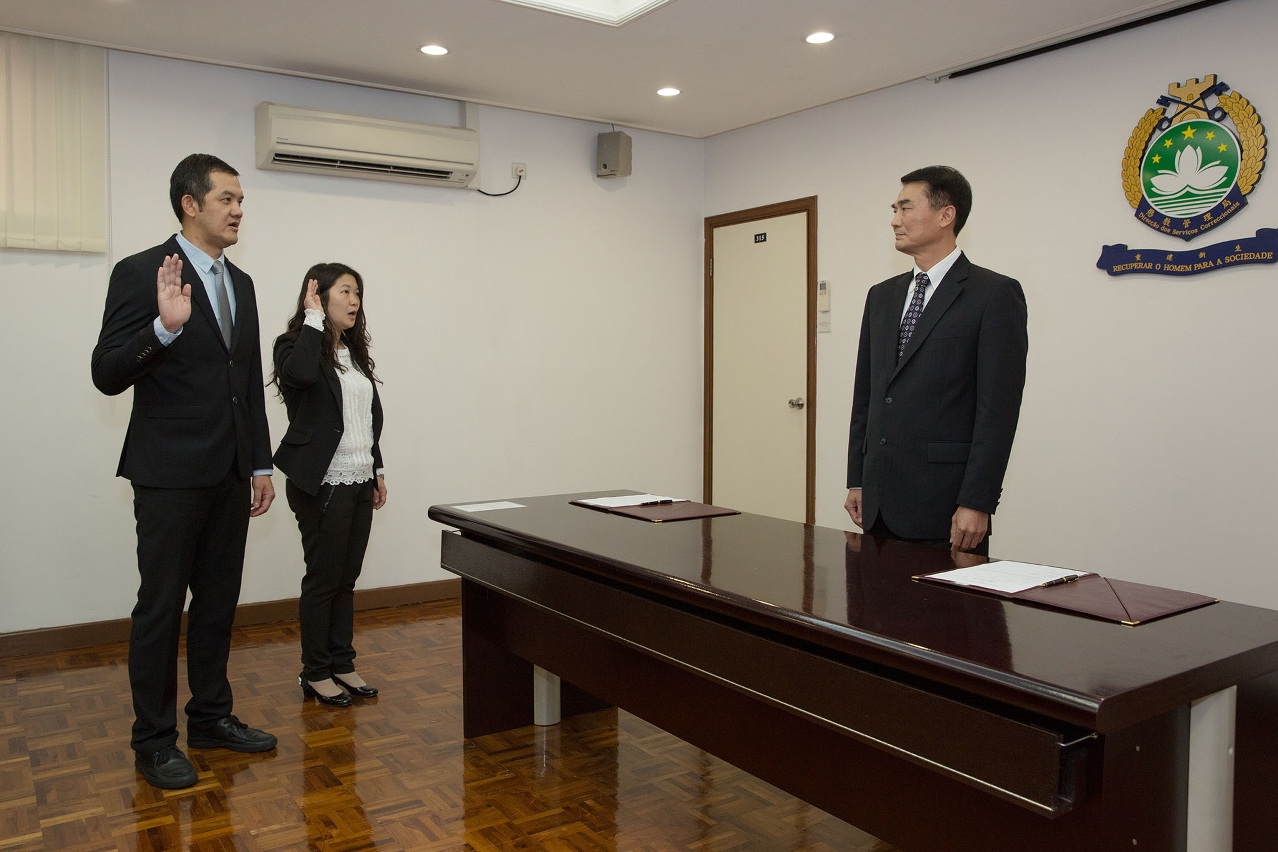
[570,499,740,523]
[917,571,1217,626]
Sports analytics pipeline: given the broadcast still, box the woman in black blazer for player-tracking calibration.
[271,263,386,707]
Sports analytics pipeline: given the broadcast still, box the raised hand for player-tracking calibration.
[156,254,191,333]
[304,278,322,312]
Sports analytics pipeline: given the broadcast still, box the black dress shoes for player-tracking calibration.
[333,673,378,699]
[301,677,352,707]
[135,744,198,789]
[187,715,278,752]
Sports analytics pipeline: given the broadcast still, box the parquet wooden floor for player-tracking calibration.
[0,601,899,852]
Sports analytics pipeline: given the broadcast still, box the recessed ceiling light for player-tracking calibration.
[806,32,835,44]
[420,44,449,56]
[657,87,680,97]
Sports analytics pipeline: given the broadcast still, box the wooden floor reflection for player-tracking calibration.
[0,600,898,852]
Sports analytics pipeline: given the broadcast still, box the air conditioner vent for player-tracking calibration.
[256,103,478,189]
[269,153,457,181]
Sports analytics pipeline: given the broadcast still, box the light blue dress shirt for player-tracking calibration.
[151,233,235,345]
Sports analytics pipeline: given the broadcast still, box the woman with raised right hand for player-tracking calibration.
[271,263,387,707]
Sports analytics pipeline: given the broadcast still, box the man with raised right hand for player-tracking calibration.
[92,153,277,789]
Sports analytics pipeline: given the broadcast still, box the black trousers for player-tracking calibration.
[130,472,249,754]
[866,516,991,558]
[287,479,375,682]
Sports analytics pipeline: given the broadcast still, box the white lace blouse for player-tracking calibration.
[323,347,376,486]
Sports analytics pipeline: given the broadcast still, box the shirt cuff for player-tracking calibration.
[303,309,324,331]
[252,469,273,477]
[153,316,182,346]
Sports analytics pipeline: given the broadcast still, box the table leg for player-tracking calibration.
[1234,670,1278,851]
[1187,687,1235,852]
[533,666,561,726]
[461,580,533,737]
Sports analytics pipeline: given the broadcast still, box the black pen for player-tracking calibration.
[640,499,673,506]
[1040,574,1081,588]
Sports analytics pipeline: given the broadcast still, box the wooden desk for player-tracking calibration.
[429,494,1278,852]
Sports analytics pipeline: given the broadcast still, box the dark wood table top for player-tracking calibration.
[429,492,1278,732]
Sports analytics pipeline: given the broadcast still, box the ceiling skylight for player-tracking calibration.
[493,0,675,27]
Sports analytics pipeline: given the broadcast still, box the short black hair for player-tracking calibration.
[169,154,239,222]
[900,165,972,236]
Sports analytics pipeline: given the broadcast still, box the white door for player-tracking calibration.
[709,207,812,523]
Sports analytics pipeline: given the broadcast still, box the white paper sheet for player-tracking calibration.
[452,501,526,512]
[575,494,689,509]
[925,561,1090,594]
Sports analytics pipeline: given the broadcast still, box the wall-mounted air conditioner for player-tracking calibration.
[255,102,478,188]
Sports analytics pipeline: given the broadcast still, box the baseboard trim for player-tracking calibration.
[0,579,461,658]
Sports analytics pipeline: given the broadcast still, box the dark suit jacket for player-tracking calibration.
[272,325,384,497]
[91,236,271,488]
[847,253,1028,540]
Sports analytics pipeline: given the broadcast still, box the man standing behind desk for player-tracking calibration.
[845,166,1027,556]
[92,154,278,790]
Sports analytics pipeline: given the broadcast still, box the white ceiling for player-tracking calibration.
[1,0,1208,138]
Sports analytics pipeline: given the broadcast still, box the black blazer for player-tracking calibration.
[847,253,1028,540]
[272,325,384,496]
[91,236,271,488]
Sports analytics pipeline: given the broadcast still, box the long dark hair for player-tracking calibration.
[271,262,377,393]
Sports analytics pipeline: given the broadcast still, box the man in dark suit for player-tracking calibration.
[845,166,1028,556]
[92,154,278,789]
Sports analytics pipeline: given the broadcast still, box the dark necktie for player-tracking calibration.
[897,271,929,360]
[212,259,234,346]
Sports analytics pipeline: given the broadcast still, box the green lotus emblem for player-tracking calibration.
[1141,119,1240,217]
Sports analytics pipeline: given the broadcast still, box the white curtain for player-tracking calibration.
[0,33,107,253]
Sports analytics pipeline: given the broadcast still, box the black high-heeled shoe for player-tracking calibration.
[300,676,352,707]
[333,673,378,699]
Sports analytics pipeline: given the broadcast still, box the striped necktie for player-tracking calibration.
[897,272,929,360]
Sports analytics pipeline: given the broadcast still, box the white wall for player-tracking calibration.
[7,0,1278,634]
[0,52,704,632]
[705,0,1278,608]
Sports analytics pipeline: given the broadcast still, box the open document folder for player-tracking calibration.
[571,494,739,523]
[916,561,1217,626]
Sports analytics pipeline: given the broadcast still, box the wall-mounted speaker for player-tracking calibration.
[596,131,632,177]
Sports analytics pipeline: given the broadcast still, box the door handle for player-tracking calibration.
[788,397,805,409]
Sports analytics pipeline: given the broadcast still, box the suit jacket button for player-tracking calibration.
[228,359,234,368]
[232,396,239,404]
[885,397,893,404]
[879,437,887,445]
